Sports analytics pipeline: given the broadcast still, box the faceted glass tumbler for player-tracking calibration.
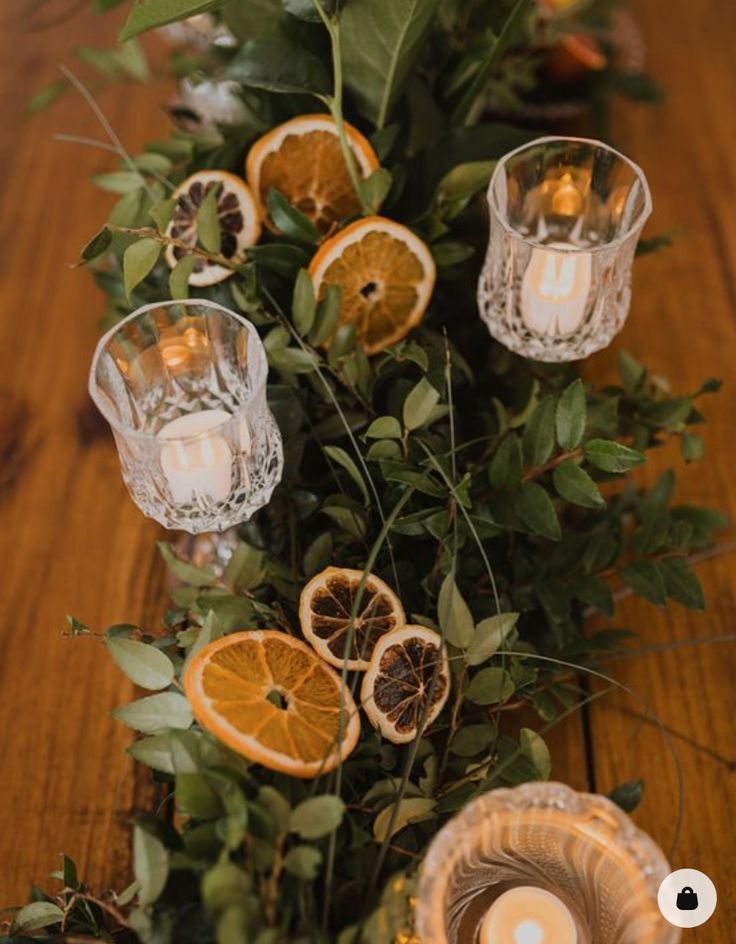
[89,300,283,534]
[478,137,652,362]
[415,782,679,944]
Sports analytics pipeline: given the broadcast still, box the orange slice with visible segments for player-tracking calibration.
[165,170,260,287]
[300,567,406,671]
[361,626,450,744]
[308,216,436,355]
[183,630,360,778]
[245,114,379,234]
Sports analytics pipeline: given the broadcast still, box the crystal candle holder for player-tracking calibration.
[415,782,679,944]
[478,137,652,362]
[89,299,283,534]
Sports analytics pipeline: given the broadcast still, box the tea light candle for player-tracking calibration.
[159,409,232,504]
[479,887,578,944]
[521,244,592,336]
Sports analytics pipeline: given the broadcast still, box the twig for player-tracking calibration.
[59,64,159,202]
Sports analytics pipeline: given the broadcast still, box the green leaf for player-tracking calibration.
[324,445,369,504]
[522,396,556,467]
[177,773,223,819]
[570,575,614,618]
[466,613,518,666]
[80,226,112,263]
[340,0,442,127]
[133,824,169,906]
[372,797,436,842]
[290,795,345,839]
[222,0,284,39]
[283,0,336,19]
[681,432,704,463]
[223,542,265,591]
[366,416,402,440]
[27,79,68,114]
[150,197,176,232]
[12,902,64,932]
[321,504,367,540]
[451,0,532,125]
[618,350,646,393]
[360,167,393,213]
[555,379,587,449]
[292,268,317,336]
[552,460,604,509]
[658,557,705,611]
[431,240,474,267]
[438,572,474,648]
[92,170,146,193]
[169,254,196,299]
[123,237,161,300]
[608,779,644,813]
[519,727,551,780]
[112,692,193,733]
[121,0,222,41]
[202,861,251,911]
[618,560,667,606]
[105,635,175,690]
[489,434,522,489]
[309,284,342,346]
[584,439,646,473]
[304,532,332,577]
[267,189,320,243]
[514,482,560,540]
[466,667,515,705]
[159,541,216,587]
[403,377,440,430]
[269,346,319,374]
[450,724,495,757]
[284,845,322,880]
[225,36,330,96]
[196,183,222,254]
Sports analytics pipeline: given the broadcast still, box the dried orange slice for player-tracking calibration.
[299,567,405,671]
[183,630,360,778]
[165,170,261,287]
[308,216,436,355]
[361,626,450,745]
[246,114,379,234]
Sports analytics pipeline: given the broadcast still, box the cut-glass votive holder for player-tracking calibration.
[89,299,283,534]
[415,781,678,944]
[478,136,652,362]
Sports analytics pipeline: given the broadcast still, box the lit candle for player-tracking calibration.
[520,244,592,337]
[159,409,233,504]
[479,887,578,944]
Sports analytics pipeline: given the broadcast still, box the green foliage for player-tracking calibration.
[12,1,728,942]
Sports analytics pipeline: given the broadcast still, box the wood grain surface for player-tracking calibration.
[0,1,734,937]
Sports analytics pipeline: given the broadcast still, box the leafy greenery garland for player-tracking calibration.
[6,1,726,942]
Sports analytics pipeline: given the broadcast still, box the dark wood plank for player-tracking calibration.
[0,4,172,904]
[582,1,736,938]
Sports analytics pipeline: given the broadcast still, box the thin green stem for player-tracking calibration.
[313,1,370,214]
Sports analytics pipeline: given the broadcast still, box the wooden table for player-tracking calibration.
[1,2,734,938]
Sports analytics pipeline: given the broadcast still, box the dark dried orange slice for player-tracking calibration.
[165,170,261,287]
[361,626,450,744]
[299,567,405,671]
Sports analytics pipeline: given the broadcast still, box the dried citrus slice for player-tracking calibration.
[245,114,379,234]
[165,170,261,287]
[183,630,360,778]
[361,626,450,745]
[299,567,405,671]
[308,216,436,355]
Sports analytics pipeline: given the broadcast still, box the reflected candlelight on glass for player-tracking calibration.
[159,409,233,504]
[521,245,592,335]
[479,887,578,944]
